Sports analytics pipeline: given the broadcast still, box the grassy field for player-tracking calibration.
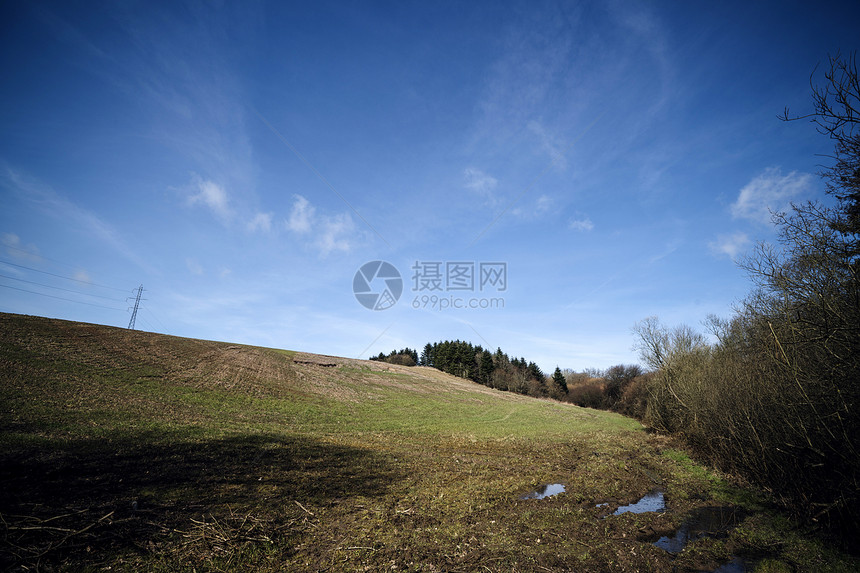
[1,313,856,572]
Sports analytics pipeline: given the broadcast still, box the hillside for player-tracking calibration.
[0,313,855,572]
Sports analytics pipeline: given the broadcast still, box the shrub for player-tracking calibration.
[566,379,606,409]
[615,372,653,420]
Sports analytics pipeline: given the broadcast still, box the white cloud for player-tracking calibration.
[315,213,356,256]
[286,195,315,234]
[1,233,41,261]
[187,178,231,220]
[731,167,813,224]
[535,195,553,213]
[511,195,555,219]
[709,232,750,259]
[285,195,356,256]
[463,168,499,204]
[247,212,273,233]
[568,217,594,232]
[97,5,258,219]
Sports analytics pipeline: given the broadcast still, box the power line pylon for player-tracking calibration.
[127,284,144,330]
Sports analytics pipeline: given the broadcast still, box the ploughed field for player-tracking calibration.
[1,313,855,572]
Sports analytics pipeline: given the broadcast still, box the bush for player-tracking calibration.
[566,379,606,409]
[603,364,644,409]
[615,372,653,420]
[634,305,859,546]
[389,353,416,367]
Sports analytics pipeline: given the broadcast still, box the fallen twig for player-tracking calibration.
[294,500,315,516]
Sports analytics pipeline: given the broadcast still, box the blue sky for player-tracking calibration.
[2,0,858,372]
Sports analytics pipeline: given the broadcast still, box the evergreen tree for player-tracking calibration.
[420,343,433,366]
[527,362,545,382]
[479,349,495,386]
[551,366,568,394]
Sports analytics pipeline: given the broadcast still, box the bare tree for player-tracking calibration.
[781,51,860,240]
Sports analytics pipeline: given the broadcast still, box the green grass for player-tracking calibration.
[1,313,856,572]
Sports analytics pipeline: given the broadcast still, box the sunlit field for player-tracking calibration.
[1,314,856,572]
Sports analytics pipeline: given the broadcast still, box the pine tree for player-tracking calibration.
[479,349,495,386]
[420,343,433,366]
[552,366,568,394]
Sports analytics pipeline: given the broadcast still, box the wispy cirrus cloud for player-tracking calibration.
[1,166,155,273]
[32,4,266,242]
[731,167,813,224]
[472,2,673,154]
[91,4,261,230]
[473,8,575,144]
[1,232,41,261]
[528,120,568,169]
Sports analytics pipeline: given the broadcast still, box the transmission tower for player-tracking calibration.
[127,284,144,330]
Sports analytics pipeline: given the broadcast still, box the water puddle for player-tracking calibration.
[649,505,753,572]
[612,489,665,515]
[520,483,565,500]
[711,556,755,573]
[653,505,745,553]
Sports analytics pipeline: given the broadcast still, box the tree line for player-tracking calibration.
[370,347,419,366]
[371,340,651,410]
[372,340,554,397]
